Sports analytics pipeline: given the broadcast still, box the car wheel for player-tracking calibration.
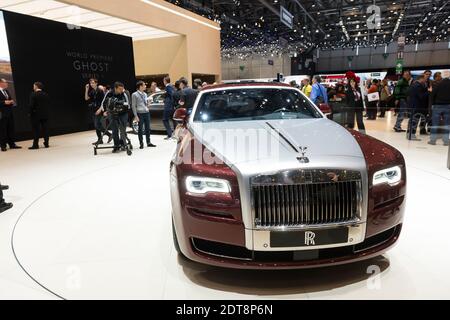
[172,219,183,256]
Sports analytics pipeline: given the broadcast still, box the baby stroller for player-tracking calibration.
[94,94,133,156]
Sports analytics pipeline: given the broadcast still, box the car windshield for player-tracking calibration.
[193,88,322,123]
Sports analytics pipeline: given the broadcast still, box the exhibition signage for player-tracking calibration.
[280,6,293,29]
[396,35,405,75]
[2,10,136,140]
[396,59,404,75]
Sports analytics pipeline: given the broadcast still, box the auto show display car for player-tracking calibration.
[170,82,406,269]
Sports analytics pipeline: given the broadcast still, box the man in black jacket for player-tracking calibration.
[0,78,22,152]
[29,82,50,150]
[101,82,130,153]
[163,76,176,140]
[407,75,429,140]
[429,77,450,146]
[179,77,199,112]
[85,78,111,145]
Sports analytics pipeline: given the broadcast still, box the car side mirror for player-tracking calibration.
[173,108,188,123]
[319,103,332,115]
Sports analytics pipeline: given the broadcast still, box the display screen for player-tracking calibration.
[0,10,16,101]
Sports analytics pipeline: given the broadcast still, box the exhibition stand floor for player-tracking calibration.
[0,115,449,299]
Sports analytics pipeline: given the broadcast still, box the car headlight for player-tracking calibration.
[185,176,231,194]
[373,166,402,186]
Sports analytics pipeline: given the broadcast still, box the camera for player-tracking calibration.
[105,96,129,115]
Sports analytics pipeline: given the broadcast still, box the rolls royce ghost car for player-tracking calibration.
[170,82,406,269]
[129,91,166,134]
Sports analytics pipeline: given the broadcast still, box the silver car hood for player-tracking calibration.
[189,118,365,171]
[189,118,369,236]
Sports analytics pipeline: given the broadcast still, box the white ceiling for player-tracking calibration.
[0,0,178,40]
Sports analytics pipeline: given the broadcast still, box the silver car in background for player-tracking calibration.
[130,91,166,134]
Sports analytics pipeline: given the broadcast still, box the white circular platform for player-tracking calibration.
[2,120,450,299]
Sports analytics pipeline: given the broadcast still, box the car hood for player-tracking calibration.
[189,118,365,168]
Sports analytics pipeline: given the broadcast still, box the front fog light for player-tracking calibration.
[185,176,231,194]
[373,166,402,186]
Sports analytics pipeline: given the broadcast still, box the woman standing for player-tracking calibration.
[366,79,380,120]
[379,79,391,118]
[346,78,366,134]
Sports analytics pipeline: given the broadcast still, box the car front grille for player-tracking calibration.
[251,169,362,228]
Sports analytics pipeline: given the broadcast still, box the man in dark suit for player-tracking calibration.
[407,75,429,141]
[179,77,199,112]
[163,75,175,140]
[29,82,50,150]
[0,78,22,152]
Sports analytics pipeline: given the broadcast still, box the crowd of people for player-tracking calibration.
[2,70,450,154]
[1,74,211,154]
[84,76,207,153]
[292,70,450,145]
[392,70,449,145]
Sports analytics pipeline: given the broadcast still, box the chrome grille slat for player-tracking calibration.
[253,178,361,228]
[276,186,280,226]
[305,184,310,224]
[324,183,328,223]
[334,183,338,222]
[261,186,267,226]
[270,186,277,225]
[289,186,297,225]
[285,185,289,225]
[298,184,302,224]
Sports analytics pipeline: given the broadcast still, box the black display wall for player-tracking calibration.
[2,10,136,140]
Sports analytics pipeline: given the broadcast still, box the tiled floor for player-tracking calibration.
[0,113,449,299]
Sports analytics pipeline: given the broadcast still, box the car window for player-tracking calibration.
[193,88,322,123]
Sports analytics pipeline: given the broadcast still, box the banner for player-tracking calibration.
[2,10,136,140]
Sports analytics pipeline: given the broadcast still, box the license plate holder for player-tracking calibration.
[270,227,349,248]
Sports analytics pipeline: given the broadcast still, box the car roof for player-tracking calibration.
[202,81,292,91]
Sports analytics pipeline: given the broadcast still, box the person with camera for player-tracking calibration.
[132,81,156,149]
[85,78,112,145]
[101,82,130,153]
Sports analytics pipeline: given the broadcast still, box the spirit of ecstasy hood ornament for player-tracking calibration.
[297,146,309,164]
